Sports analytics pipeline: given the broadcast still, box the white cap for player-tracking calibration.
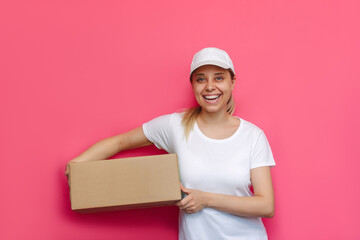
[190,47,235,76]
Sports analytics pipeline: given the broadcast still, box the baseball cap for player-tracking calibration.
[190,47,235,76]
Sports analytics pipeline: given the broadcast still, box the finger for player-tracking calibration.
[184,207,195,214]
[178,199,189,209]
[175,199,184,207]
[180,182,185,191]
[180,183,191,194]
[177,196,191,209]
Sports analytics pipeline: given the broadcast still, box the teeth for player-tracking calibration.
[204,95,220,100]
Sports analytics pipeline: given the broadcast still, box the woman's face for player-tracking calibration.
[191,65,235,114]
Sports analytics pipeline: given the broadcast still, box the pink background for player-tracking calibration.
[1,0,359,239]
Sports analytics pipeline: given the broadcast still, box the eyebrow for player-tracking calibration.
[195,72,225,76]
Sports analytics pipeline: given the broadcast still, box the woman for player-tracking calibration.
[66,47,276,240]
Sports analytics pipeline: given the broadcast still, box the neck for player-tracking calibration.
[197,108,231,125]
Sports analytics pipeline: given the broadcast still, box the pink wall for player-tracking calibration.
[1,0,359,239]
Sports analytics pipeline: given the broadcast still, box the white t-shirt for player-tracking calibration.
[142,112,276,240]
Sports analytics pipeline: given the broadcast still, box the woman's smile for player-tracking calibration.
[203,94,222,104]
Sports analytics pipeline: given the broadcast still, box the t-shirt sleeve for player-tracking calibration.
[250,131,276,169]
[142,114,174,153]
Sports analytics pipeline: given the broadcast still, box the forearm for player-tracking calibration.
[204,192,274,218]
[70,126,152,163]
[71,136,119,162]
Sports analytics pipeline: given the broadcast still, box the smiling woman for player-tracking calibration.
[192,65,235,111]
[184,64,239,141]
[141,48,276,240]
[182,48,236,141]
[66,47,276,240]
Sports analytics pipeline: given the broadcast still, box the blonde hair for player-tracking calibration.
[181,93,235,140]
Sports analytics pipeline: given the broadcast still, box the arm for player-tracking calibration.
[65,126,153,176]
[176,166,275,218]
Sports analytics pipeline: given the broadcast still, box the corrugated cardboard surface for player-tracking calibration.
[69,154,181,213]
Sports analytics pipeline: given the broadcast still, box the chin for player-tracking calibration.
[200,105,224,113]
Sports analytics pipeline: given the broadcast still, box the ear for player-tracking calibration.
[231,76,236,90]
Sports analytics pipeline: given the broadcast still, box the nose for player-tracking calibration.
[205,81,216,92]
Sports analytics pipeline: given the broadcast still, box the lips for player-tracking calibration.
[203,94,221,103]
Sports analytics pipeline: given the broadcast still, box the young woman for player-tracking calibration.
[66,47,276,240]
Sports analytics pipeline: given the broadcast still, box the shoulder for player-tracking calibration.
[153,111,185,123]
[237,116,265,137]
[173,111,185,122]
[143,112,183,127]
[146,112,177,121]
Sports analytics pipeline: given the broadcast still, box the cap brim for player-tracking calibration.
[190,60,233,75]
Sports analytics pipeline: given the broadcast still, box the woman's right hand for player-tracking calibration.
[65,162,71,179]
[65,163,69,178]
[65,158,82,184]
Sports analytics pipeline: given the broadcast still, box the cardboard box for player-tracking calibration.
[69,153,181,213]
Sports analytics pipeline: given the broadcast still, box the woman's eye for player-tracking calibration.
[215,77,224,81]
[196,78,205,82]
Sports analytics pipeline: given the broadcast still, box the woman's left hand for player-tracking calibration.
[176,183,208,214]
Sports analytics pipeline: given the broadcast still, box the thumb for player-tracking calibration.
[180,182,190,194]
